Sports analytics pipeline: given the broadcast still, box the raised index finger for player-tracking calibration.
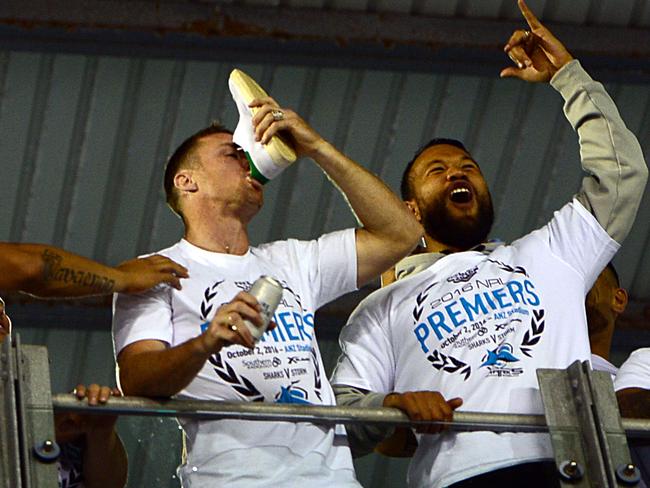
[518,0,542,30]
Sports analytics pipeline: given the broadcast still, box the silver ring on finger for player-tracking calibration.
[271,109,284,121]
[523,30,531,40]
[226,314,237,332]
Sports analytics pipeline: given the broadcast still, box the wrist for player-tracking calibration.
[111,268,128,294]
[304,138,333,161]
[194,333,221,357]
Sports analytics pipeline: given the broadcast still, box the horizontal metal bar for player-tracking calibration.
[3,1,650,59]
[51,394,650,438]
[52,394,547,432]
[1,2,650,83]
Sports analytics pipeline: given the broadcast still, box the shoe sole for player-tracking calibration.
[229,69,297,165]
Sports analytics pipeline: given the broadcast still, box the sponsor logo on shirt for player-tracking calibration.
[197,280,323,402]
[447,266,479,283]
[409,261,546,381]
[242,356,282,370]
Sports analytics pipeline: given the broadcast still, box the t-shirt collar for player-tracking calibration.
[395,240,504,281]
[178,238,252,262]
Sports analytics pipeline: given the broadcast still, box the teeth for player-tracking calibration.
[451,188,470,195]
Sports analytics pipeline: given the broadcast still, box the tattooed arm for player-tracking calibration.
[0,243,188,298]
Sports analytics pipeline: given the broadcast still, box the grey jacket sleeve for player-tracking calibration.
[551,60,648,244]
[333,384,395,457]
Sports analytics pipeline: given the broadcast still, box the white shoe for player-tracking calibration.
[229,69,297,183]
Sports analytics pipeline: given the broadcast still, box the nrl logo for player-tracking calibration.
[447,266,478,283]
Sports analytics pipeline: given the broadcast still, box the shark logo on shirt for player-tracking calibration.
[480,343,519,368]
[275,381,310,404]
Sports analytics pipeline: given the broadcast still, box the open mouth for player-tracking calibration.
[448,184,473,204]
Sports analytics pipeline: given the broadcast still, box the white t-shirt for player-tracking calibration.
[591,353,619,380]
[113,229,361,487]
[615,348,650,391]
[332,200,619,487]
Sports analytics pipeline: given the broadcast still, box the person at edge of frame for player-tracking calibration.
[587,264,650,487]
[0,297,127,488]
[111,85,424,485]
[0,203,188,486]
[0,242,188,298]
[330,1,648,487]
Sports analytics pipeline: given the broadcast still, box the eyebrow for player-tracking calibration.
[425,157,477,166]
[216,142,240,153]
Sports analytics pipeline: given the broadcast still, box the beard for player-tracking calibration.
[420,190,495,250]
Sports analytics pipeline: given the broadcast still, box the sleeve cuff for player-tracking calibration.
[550,59,593,98]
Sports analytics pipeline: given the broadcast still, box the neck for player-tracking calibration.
[422,234,474,254]
[183,207,251,255]
[589,325,615,361]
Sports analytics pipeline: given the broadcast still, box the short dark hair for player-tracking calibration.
[400,138,469,200]
[605,262,620,287]
[164,123,232,218]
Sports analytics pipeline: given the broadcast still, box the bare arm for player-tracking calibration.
[56,385,128,488]
[83,421,128,488]
[0,243,188,298]
[119,338,211,397]
[118,291,263,397]
[251,99,424,287]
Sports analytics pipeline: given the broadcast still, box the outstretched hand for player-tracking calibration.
[116,255,189,293]
[500,0,574,82]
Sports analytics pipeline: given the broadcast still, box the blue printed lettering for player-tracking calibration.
[482,291,498,311]
[445,302,467,328]
[293,312,310,340]
[278,312,299,341]
[427,311,453,341]
[304,314,315,334]
[492,287,512,308]
[414,323,430,353]
[506,280,524,304]
[269,315,286,341]
[524,280,540,306]
[459,295,488,321]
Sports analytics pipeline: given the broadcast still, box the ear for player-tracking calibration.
[404,199,422,223]
[612,287,628,314]
[174,170,198,193]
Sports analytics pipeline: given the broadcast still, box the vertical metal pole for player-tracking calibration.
[0,337,22,488]
[587,366,640,486]
[538,360,640,487]
[538,360,608,487]
[14,335,59,487]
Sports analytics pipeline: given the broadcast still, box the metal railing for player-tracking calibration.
[51,393,650,436]
[3,336,650,487]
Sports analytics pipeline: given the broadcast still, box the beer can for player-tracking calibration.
[244,276,283,341]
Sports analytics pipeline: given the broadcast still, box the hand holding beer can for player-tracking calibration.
[243,276,283,341]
